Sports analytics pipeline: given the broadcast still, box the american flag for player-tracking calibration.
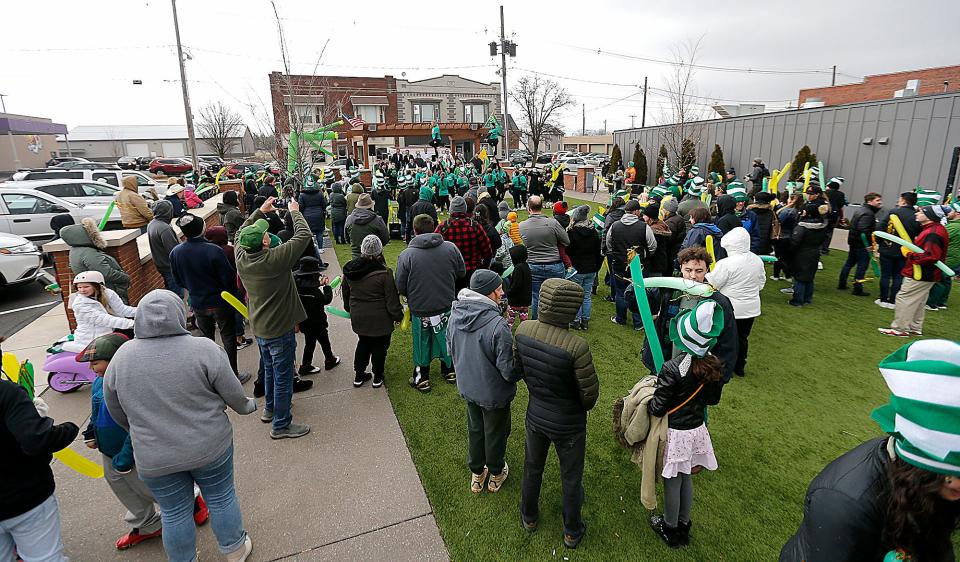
[342,112,365,128]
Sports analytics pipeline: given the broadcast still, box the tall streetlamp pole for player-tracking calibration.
[499,5,509,159]
[171,0,200,175]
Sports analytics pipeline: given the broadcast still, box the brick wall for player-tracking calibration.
[799,65,960,107]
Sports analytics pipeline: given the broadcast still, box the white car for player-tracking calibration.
[120,171,162,200]
[2,179,119,206]
[0,232,43,287]
[12,168,122,187]
[558,156,587,171]
[0,187,120,242]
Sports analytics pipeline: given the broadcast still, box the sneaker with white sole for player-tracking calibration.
[260,410,273,423]
[225,535,252,562]
[925,305,939,311]
[487,462,509,493]
[780,288,794,294]
[470,468,489,494]
[270,423,310,439]
[878,327,910,337]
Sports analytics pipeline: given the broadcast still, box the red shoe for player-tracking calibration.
[194,495,209,526]
[115,528,162,550]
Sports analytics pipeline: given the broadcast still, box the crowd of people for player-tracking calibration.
[1,146,959,561]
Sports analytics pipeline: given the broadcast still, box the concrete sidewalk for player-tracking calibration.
[30,245,448,561]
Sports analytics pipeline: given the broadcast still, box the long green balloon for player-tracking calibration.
[629,256,664,374]
[873,231,956,276]
[642,277,715,297]
[861,233,881,277]
[500,265,515,279]
[98,200,116,231]
[325,305,351,319]
[759,255,778,263]
[329,276,342,290]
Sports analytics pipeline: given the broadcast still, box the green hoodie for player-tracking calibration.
[235,209,312,339]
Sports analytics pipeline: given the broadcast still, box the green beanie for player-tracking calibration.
[238,219,270,251]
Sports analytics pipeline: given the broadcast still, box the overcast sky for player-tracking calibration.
[2,0,958,137]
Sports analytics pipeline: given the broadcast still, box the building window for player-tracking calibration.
[412,102,441,123]
[355,105,384,123]
[290,105,323,125]
[464,103,487,124]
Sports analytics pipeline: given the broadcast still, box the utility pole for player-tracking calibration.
[641,76,648,128]
[831,65,837,87]
[499,6,509,159]
[0,94,21,170]
[581,104,585,135]
[171,0,199,175]
[628,114,637,128]
[603,119,607,134]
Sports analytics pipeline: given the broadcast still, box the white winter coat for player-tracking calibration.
[62,289,136,352]
[705,227,766,319]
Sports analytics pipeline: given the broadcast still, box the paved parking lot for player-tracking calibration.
[0,266,59,339]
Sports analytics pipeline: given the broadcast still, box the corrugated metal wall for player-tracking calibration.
[613,91,960,204]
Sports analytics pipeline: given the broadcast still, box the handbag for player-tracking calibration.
[667,384,704,416]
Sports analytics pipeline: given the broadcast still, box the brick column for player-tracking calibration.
[359,169,372,188]
[219,180,245,213]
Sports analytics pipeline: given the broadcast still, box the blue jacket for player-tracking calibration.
[83,377,135,472]
[170,237,237,310]
[165,194,185,217]
[298,190,327,233]
[680,222,723,252]
[738,209,760,251]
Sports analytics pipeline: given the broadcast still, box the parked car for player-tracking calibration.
[45,156,88,167]
[121,171,162,200]
[0,187,120,242]
[223,161,265,176]
[3,179,120,206]
[0,232,42,287]
[199,155,224,167]
[536,152,554,164]
[558,156,587,171]
[116,156,139,170]
[53,161,120,171]
[12,168,122,187]
[135,156,155,170]
[149,158,193,176]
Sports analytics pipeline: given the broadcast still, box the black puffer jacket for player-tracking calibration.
[714,195,741,234]
[514,278,599,436]
[790,219,828,283]
[878,207,921,258]
[298,189,327,233]
[749,204,776,255]
[342,257,404,337]
[646,354,722,430]
[846,204,879,249]
[601,207,626,255]
[781,438,921,562]
[565,225,602,274]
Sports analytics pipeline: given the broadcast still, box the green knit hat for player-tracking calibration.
[871,339,960,476]
[238,219,270,251]
[76,333,129,363]
[669,300,724,357]
[708,171,722,184]
[915,187,941,207]
[726,181,748,203]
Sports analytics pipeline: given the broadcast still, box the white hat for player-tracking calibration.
[73,270,105,285]
[166,185,185,196]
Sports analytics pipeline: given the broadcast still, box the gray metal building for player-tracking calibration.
[613,91,960,205]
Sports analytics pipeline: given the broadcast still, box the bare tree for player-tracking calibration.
[196,102,244,159]
[106,127,124,158]
[658,37,708,172]
[509,75,574,161]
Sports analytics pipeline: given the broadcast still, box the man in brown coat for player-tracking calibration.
[116,175,153,232]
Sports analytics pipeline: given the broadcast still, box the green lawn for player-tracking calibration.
[331,197,958,561]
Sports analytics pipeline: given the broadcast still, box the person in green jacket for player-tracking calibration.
[483,169,497,197]
[345,182,363,214]
[61,218,131,303]
[236,196,313,440]
[440,171,455,212]
[511,170,528,210]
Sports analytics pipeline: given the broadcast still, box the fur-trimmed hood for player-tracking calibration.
[60,217,106,249]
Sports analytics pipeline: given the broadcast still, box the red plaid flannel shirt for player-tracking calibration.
[436,214,493,273]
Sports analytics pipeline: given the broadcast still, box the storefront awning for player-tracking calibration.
[350,96,389,106]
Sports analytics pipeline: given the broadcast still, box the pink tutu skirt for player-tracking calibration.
[661,424,718,478]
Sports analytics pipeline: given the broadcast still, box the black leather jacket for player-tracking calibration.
[646,354,722,430]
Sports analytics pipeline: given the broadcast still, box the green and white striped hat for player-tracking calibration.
[871,339,960,476]
[915,187,941,207]
[668,300,725,358]
[686,176,705,196]
[726,181,749,203]
[689,165,700,176]
[650,184,671,200]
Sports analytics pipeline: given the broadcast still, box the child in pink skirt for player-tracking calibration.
[647,300,725,548]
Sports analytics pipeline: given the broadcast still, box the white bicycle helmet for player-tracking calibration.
[73,271,105,285]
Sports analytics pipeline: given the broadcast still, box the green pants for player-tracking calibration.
[411,312,452,368]
[466,400,511,476]
[926,274,953,308]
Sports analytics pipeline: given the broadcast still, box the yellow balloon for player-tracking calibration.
[705,235,717,271]
[54,448,104,479]
[220,291,249,319]
[888,214,922,280]
[2,353,20,383]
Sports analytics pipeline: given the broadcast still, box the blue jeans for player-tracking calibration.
[879,254,905,304]
[0,494,65,562]
[257,331,297,430]
[140,445,245,562]
[332,220,346,244]
[314,230,325,252]
[790,280,815,305]
[569,272,596,321]
[612,269,642,328]
[162,270,184,298]
[529,262,566,320]
[839,247,869,285]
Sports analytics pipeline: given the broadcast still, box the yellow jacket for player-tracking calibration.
[115,176,154,228]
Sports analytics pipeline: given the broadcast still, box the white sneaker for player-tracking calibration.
[874,299,884,307]
[817,261,824,270]
[780,288,794,294]
[226,535,252,562]
[769,275,781,281]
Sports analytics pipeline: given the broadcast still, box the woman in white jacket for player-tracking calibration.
[705,227,766,376]
[62,271,137,353]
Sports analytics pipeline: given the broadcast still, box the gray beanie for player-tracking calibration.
[570,205,590,224]
[469,269,502,296]
[449,196,467,214]
[361,234,383,257]
[497,200,510,220]
[662,198,679,214]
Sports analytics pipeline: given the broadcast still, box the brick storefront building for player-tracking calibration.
[799,64,960,107]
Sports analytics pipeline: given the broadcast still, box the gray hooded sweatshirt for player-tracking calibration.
[447,288,518,409]
[147,200,179,274]
[103,290,256,478]
[395,233,466,317]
